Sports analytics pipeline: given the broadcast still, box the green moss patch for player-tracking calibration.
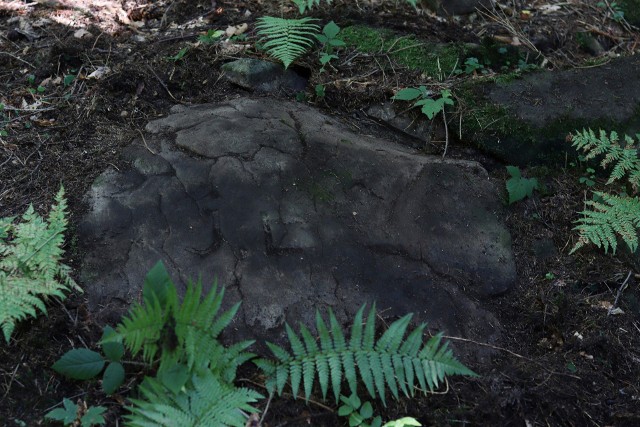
[340,25,464,79]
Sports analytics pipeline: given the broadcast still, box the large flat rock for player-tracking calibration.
[79,98,516,350]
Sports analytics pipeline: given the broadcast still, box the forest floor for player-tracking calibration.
[1,0,640,425]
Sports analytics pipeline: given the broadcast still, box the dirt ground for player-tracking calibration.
[1,0,639,425]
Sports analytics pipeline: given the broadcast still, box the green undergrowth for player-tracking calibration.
[340,25,464,78]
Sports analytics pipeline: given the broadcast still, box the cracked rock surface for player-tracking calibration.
[79,97,516,351]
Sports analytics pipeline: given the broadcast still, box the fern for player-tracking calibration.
[571,192,640,254]
[256,16,320,69]
[571,129,640,191]
[114,262,254,382]
[125,370,262,427]
[255,304,476,406]
[292,0,332,13]
[0,187,80,342]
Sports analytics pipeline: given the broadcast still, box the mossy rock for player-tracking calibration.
[341,25,465,78]
[458,54,640,166]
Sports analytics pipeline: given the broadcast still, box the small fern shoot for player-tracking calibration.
[0,187,80,342]
[570,129,640,191]
[571,192,640,254]
[256,16,320,69]
[125,370,262,427]
[292,0,332,14]
[255,304,476,406]
[113,262,254,383]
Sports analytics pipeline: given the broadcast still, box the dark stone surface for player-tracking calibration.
[79,98,516,354]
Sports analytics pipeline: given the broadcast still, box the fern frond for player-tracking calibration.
[571,129,640,191]
[0,187,79,343]
[116,264,254,380]
[571,192,640,254]
[256,17,320,69]
[125,371,262,427]
[256,304,476,406]
[291,0,332,14]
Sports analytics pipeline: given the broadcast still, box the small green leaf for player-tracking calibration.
[37,86,46,93]
[392,88,423,101]
[102,362,125,395]
[52,349,105,380]
[338,404,355,416]
[0,130,7,137]
[63,75,75,87]
[101,326,124,362]
[506,166,539,204]
[80,406,107,426]
[143,261,173,307]
[566,362,577,373]
[350,413,365,427]
[360,401,373,418]
[169,47,189,62]
[322,21,341,39]
[506,165,521,179]
[45,398,78,425]
[158,363,190,394]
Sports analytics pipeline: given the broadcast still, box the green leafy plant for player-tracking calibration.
[198,29,225,44]
[393,86,455,120]
[126,370,261,427]
[63,74,75,87]
[580,166,596,187]
[505,166,539,204]
[292,0,332,13]
[570,129,640,190]
[168,47,189,62]
[0,187,79,342]
[254,304,476,406]
[571,192,640,254]
[52,326,126,395]
[569,129,640,254]
[317,21,345,71]
[50,263,473,426]
[339,393,382,427]
[315,83,326,98]
[256,16,320,69]
[455,57,485,75]
[111,262,261,426]
[597,1,625,22]
[45,398,106,426]
[383,418,421,427]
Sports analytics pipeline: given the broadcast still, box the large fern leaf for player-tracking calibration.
[571,129,640,191]
[0,187,79,342]
[256,16,320,69]
[255,304,476,406]
[125,370,262,427]
[571,192,640,254]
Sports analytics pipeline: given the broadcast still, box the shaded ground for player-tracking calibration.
[1,1,639,426]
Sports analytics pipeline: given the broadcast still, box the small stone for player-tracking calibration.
[221,58,308,93]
